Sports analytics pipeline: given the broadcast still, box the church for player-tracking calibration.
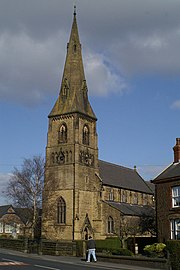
[42,8,154,241]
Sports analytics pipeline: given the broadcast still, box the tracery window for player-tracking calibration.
[108,216,114,234]
[58,124,67,144]
[57,197,66,224]
[82,125,89,145]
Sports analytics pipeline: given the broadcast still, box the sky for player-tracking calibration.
[0,0,180,204]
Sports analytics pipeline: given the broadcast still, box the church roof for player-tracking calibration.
[99,160,153,194]
[104,201,154,217]
[49,7,96,120]
[152,162,180,183]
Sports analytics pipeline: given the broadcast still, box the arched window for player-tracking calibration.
[133,193,138,205]
[122,190,127,203]
[109,189,114,201]
[108,216,114,234]
[58,124,67,143]
[82,125,89,145]
[57,197,66,224]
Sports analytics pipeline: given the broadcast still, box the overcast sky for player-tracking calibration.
[1,0,180,204]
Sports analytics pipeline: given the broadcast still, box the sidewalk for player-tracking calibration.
[0,248,164,270]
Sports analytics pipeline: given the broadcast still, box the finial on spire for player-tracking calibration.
[74,5,76,16]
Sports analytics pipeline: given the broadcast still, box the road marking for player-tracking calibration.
[0,261,28,265]
[1,257,28,266]
[35,265,62,270]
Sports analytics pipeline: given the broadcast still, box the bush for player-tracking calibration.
[166,240,180,270]
[112,248,133,256]
[96,237,121,254]
[143,243,166,258]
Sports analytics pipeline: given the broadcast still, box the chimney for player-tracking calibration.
[173,138,180,163]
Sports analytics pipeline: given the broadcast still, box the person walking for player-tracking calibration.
[86,236,97,262]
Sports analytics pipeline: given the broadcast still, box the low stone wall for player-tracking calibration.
[41,240,76,256]
[0,238,76,256]
[0,239,25,252]
[97,253,170,270]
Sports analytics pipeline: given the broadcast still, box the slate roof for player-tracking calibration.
[153,162,180,183]
[99,160,153,194]
[104,201,155,217]
[0,205,33,224]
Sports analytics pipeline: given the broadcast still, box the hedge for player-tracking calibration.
[166,240,180,270]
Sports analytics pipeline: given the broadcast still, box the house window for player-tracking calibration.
[108,216,114,234]
[0,222,3,233]
[171,219,180,240]
[58,124,67,144]
[172,186,180,208]
[5,224,14,233]
[109,189,114,201]
[57,197,66,224]
[82,125,89,145]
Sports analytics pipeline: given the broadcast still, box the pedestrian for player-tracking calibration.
[86,236,97,262]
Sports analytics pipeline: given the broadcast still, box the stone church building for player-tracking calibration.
[42,8,154,241]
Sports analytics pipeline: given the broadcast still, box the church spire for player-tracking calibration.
[49,7,96,120]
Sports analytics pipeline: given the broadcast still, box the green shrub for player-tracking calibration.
[96,237,121,254]
[143,243,166,258]
[112,248,133,256]
[166,240,180,270]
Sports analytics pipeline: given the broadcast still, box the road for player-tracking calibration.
[0,249,162,270]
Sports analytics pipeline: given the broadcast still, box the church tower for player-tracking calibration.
[42,7,102,240]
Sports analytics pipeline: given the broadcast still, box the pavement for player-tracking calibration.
[0,248,164,270]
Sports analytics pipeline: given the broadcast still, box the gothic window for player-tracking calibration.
[58,124,67,144]
[107,216,114,234]
[109,189,114,201]
[122,190,127,203]
[83,125,89,145]
[57,197,66,224]
[133,193,138,205]
[143,194,148,205]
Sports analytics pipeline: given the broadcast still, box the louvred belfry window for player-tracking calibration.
[83,125,89,145]
[58,124,67,143]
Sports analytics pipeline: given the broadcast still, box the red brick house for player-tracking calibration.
[152,138,180,242]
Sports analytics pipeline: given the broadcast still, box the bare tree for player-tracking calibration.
[6,155,44,238]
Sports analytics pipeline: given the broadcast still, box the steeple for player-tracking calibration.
[49,7,96,120]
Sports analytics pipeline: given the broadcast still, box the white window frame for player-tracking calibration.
[172,186,180,208]
[0,222,3,233]
[5,224,14,233]
[171,219,180,240]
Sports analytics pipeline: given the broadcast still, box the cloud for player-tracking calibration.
[171,100,180,110]
[84,52,128,96]
[0,0,180,106]
[0,31,66,106]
